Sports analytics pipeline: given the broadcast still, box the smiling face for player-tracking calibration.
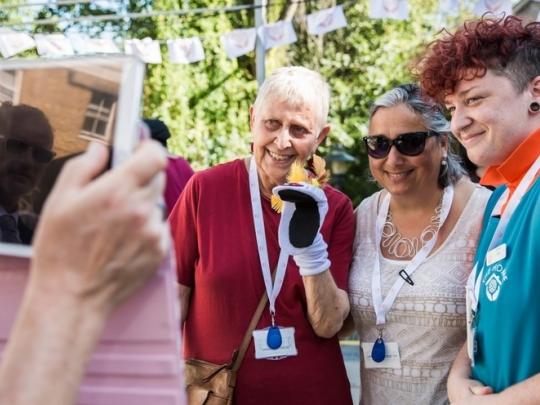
[249,97,329,196]
[368,103,446,198]
[445,70,535,167]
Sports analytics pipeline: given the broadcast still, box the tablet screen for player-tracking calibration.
[0,56,143,249]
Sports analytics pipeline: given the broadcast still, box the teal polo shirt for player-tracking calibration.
[471,179,540,392]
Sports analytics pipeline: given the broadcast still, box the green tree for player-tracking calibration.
[142,0,257,168]
[0,0,472,203]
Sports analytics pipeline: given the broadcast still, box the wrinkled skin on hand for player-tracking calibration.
[30,140,170,315]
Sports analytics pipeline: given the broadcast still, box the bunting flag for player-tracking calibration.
[0,30,35,58]
[167,37,205,64]
[2,1,525,64]
[124,38,162,64]
[34,34,74,57]
[307,5,348,36]
[68,33,119,54]
[221,28,257,58]
[369,0,409,20]
[439,0,460,16]
[257,20,297,50]
[474,0,512,16]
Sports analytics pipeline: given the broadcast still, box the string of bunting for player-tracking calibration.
[0,0,515,63]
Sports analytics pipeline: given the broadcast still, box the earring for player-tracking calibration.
[250,142,254,153]
[529,102,540,113]
[440,157,448,179]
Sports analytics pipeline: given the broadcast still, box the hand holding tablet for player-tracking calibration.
[0,56,185,405]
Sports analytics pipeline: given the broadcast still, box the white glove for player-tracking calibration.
[273,183,330,276]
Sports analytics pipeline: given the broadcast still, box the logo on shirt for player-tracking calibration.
[483,263,507,302]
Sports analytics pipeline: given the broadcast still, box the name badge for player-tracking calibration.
[361,342,401,369]
[486,243,507,267]
[252,327,298,360]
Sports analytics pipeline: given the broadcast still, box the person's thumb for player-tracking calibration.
[470,385,493,395]
[53,142,109,191]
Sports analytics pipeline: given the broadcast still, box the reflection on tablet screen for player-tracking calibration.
[0,59,123,247]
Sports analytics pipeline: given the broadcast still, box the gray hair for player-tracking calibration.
[370,83,466,188]
[253,66,330,131]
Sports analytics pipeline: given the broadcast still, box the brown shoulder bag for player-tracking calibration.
[184,290,268,405]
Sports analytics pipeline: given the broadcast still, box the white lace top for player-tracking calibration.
[349,185,491,405]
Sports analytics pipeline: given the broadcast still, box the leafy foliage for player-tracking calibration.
[3,0,471,203]
[143,0,257,168]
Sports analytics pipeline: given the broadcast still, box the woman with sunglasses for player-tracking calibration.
[347,84,490,404]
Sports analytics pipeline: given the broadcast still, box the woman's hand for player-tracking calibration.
[0,140,169,405]
[30,140,169,315]
[273,183,349,338]
[449,377,494,403]
[273,183,330,276]
[448,344,493,404]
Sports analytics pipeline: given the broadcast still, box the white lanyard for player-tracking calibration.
[248,157,289,318]
[372,185,454,325]
[468,155,540,311]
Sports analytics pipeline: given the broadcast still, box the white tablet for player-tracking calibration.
[0,54,144,254]
[0,56,185,405]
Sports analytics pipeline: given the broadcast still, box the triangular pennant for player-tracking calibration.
[257,21,297,50]
[0,30,35,58]
[369,0,409,20]
[35,34,74,57]
[307,5,348,36]
[221,28,257,58]
[124,38,162,64]
[68,33,119,54]
[167,37,205,64]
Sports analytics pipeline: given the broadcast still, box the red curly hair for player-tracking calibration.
[417,16,540,103]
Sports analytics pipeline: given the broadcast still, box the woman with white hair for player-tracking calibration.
[348,84,490,404]
[170,67,354,404]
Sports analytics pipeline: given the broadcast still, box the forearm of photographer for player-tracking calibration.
[0,141,169,405]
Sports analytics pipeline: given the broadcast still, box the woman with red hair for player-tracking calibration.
[418,16,540,404]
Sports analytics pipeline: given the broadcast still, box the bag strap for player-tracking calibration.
[230,268,276,372]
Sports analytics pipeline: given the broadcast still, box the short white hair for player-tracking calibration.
[253,66,330,129]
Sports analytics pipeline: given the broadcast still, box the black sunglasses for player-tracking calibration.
[363,131,439,159]
[1,138,55,164]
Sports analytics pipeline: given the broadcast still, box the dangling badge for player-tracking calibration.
[249,158,298,360]
[371,328,386,362]
[362,327,401,368]
[267,314,282,349]
[365,186,454,369]
[253,326,297,360]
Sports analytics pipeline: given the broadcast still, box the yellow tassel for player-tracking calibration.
[311,155,330,186]
[287,160,309,183]
[271,194,284,213]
